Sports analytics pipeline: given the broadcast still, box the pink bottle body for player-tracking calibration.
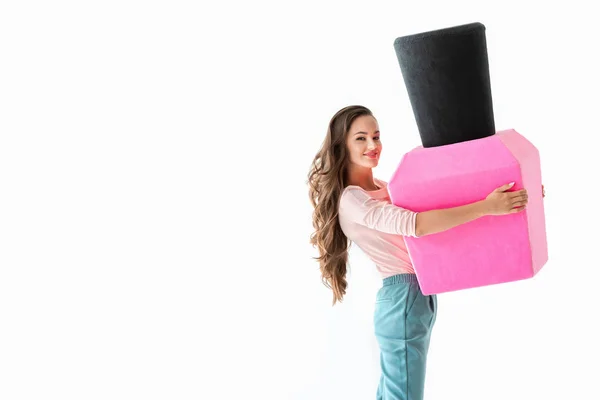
[388,129,548,295]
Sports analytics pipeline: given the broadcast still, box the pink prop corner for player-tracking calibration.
[388,129,548,295]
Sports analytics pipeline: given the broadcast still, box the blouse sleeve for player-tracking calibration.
[339,188,419,237]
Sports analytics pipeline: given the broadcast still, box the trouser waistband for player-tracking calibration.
[382,273,418,286]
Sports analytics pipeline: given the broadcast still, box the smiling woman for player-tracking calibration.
[307,104,533,400]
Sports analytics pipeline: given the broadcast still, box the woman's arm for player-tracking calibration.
[339,182,528,238]
[415,182,528,237]
[339,188,418,236]
[415,201,487,237]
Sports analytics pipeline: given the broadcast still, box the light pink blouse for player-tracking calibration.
[338,178,419,277]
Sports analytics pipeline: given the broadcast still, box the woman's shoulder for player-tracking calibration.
[375,177,388,188]
[340,178,388,203]
[342,178,387,193]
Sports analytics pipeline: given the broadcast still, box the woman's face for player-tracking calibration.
[345,115,382,169]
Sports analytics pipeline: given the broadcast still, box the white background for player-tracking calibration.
[1,1,599,399]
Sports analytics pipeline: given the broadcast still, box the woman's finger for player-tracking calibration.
[509,190,527,198]
[509,193,528,202]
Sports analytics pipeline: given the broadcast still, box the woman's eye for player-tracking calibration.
[356,136,380,141]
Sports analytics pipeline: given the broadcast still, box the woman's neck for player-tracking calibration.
[346,167,378,191]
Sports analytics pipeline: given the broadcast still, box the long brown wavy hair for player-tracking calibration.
[307,105,375,306]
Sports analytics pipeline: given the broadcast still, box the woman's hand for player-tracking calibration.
[483,182,528,216]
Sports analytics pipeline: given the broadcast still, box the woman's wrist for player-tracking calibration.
[475,199,491,217]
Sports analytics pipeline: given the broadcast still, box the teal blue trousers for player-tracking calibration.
[374,273,437,400]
